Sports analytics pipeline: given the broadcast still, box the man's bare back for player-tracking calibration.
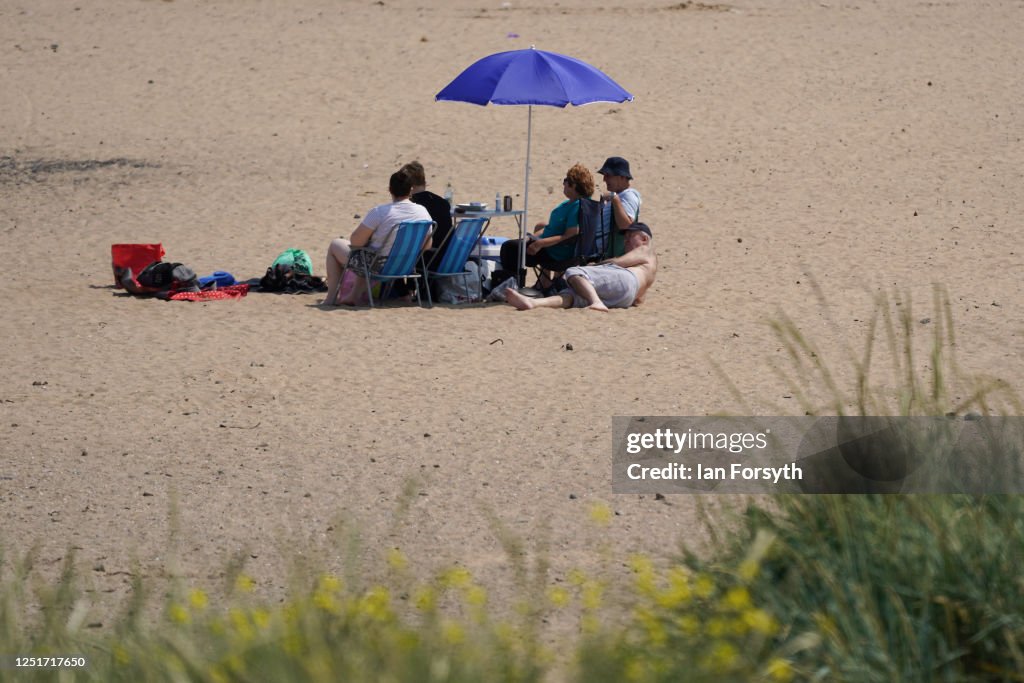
[612,241,657,306]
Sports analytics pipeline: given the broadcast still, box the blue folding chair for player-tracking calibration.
[424,216,490,306]
[346,220,435,308]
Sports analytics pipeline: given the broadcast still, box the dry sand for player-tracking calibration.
[1,0,1022,629]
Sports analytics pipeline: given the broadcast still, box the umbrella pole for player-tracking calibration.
[520,104,531,281]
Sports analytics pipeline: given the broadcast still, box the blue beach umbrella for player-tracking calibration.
[436,47,633,262]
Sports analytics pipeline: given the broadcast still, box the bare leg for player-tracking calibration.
[324,238,351,305]
[567,274,608,312]
[505,288,571,311]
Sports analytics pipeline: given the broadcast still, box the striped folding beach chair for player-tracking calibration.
[424,216,490,306]
[346,220,435,308]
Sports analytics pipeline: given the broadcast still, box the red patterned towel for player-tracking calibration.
[167,284,250,301]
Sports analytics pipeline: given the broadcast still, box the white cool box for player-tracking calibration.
[470,236,508,264]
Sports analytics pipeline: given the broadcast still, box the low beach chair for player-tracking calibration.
[570,196,612,265]
[521,197,607,297]
[547,194,638,272]
[346,220,435,308]
[424,216,490,306]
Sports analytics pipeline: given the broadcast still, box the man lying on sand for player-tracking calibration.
[505,222,657,312]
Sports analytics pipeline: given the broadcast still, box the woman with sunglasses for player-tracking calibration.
[498,162,595,291]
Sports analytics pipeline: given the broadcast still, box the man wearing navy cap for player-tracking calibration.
[596,156,642,257]
[505,222,657,312]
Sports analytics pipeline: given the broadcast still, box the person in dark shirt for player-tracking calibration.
[402,161,453,267]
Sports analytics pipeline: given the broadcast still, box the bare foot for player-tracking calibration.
[586,301,609,312]
[505,288,535,310]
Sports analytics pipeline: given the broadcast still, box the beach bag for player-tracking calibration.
[334,269,383,305]
[438,261,484,304]
[474,258,496,283]
[336,269,370,305]
[258,264,326,293]
[487,276,518,302]
[136,262,200,293]
[272,248,313,276]
[111,243,164,287]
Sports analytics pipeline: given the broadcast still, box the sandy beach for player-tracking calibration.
[2,0,1022,627]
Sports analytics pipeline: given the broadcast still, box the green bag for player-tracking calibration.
[272,248,313,276]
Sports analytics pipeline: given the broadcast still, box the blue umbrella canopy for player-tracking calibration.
[436,48,633,107]
[436,48,633,271]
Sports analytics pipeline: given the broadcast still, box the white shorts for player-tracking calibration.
[563,264,639,308]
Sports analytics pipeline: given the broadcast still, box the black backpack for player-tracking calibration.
[116,260,201,299]
[133,262,200,294]
[258,264,327,293]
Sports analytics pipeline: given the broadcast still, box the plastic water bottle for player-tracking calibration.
[495,192,502,211]
[444,182,453,205]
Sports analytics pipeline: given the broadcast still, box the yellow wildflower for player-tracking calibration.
[313,589,340,615]
[441,620,465,645]
[677,614,700,635]
[729,616,750,636]
[738,559,760,582]
[168,603,190,625]
[581,580,604,611]
[629,554,657,596]
[311,577,344,614]
[656,568,692,608]
[705,641,739,672]
[766,658,794,682]
[637,608,667,646]
[188,588,209,611]
[251,608,271,630]
[283,633,303,656]
[624,659,646,682]
[414,585,437,612]
[318,573,342,594]
[547,586,571,608]
[494,622,517,644]
[466,585,488,608]
[706,617,728,638]
[743,608,778,635]
[360,586,392,621]
[438,566,473,589]
[694,573,716,599]
[234,574,255,593]
[387,548,408,571]
[581,613,601,634]
[722,586,752,611]
[589,501,613,526]
[229,607,255,642]
[226,654,245,674]
[567,568,588,586]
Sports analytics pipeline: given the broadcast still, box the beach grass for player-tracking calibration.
[4,288,1022,682]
